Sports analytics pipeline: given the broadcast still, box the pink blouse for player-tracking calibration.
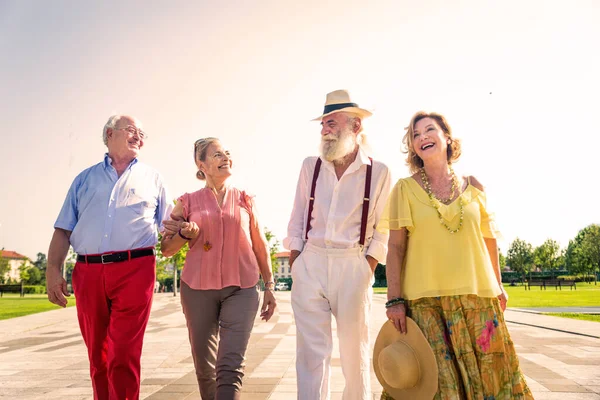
[179,186,260,290]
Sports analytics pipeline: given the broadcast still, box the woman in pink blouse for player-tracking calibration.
[161,137,277,400]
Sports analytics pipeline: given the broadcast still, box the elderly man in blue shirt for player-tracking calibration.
[46,115,173,400]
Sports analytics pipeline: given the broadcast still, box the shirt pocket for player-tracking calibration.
[126,188,156,217]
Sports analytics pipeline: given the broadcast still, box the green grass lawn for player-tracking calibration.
[372,283,600,308]
[543,312,600,323]
[504,282,600,307]
[0,294,77,320]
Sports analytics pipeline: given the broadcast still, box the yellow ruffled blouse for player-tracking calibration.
[380,177,502,300]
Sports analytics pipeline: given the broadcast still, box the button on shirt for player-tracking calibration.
[283,148,391,263]
[55,154,173,255]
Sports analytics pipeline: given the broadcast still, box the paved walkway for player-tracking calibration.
[1,292,599,399]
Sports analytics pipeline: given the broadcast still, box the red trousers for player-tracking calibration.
[72,252,155,400]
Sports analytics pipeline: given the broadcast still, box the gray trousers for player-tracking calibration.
[180,281,259,400]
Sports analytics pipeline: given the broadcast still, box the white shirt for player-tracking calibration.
[284,148,391,263]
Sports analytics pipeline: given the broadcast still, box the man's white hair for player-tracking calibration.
[345,113,372,156]
[102,115,142,145]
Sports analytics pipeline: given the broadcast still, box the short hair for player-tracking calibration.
[194,137,220,180]
[102,115,142,145]
[402,111,462,174]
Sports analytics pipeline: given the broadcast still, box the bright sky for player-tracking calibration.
[1,0,599,260]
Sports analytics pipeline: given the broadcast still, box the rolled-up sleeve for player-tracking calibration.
[156,178,174,232]
[54,176,80,232]
[283,157,313,252]
[366,164,391,263]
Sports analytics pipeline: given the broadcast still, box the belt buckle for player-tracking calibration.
[101,253,113,264]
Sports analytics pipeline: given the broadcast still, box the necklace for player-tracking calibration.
[208,185,226,207]
[420,166,464,234]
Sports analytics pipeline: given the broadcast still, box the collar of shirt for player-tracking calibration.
[103,153,139,170]
[320,146,371,177]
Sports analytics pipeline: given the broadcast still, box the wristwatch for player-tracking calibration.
[264,281,275,291]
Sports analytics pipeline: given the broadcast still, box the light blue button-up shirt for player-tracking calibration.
[55,154,173,255]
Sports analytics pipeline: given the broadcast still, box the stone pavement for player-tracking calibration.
[0,292,599,400]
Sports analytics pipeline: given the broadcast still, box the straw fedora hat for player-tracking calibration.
[312,89,373,121]
[373,318,438,400]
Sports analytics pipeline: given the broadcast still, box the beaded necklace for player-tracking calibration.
[419,166,464,234]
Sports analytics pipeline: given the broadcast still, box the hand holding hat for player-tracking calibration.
[373,318,438,400]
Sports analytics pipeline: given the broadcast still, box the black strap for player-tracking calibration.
[77,248,155,264]
[305,157,373,246]
[305,158,322,240]
[359,158,373,246]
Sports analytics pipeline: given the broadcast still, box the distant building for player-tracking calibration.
[0,250,31,282]
[273,251,291,281]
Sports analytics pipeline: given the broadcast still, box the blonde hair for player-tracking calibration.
[402,111,462,174]
[193,137,220,180]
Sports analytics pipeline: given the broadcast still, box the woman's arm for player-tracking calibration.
[471,176,507,311]
[248,199,277,321]
[386,228,409,333]
[249,216,274,286]
[485,237,507,311]
[161,200,199,257]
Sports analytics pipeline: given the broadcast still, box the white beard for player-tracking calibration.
[320,127,356,162]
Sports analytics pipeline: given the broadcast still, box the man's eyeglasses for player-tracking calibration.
[116,125,147,140]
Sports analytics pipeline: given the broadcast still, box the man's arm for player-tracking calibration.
[46,228,72,307]
[283,158,311,267]
[365,165,392,271]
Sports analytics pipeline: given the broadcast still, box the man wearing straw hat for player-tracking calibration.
[284,89,391,400]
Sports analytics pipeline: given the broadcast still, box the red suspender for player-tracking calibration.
[305,157,373,246]
[359,157,373,246]
[305,158,322,240]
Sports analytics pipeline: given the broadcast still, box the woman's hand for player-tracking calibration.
[260,290,277,322]
[498,286,508,312]
[162,219,200,240]
[180,221,200,240]
[386,303,408,334]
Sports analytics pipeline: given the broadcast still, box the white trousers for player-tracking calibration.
[291,243,374,400]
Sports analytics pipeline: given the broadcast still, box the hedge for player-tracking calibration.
[23,285,46,294]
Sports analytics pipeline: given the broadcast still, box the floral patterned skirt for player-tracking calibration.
[381,295,534,400]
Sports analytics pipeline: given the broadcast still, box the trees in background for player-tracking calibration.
[565,224,600,283]
[533,239,563,273]
[507,238,534,281]
[265,228,280,275]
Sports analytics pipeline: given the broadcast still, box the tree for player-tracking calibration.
[498,249,507,269]
[155,234,188,296]
[0,252,10,284]
[264,228,280,275]
[565,224,600,282]
[507,238,534,281]
[533,239,562,273]
[33,253,48,285]
[20,261,42,285]
[580,224,600,284]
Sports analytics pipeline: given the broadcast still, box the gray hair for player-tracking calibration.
[345,113,371,154]
[102,115,142,145]
[194,137,220,180]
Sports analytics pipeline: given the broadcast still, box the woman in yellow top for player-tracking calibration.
[381,111,533,399]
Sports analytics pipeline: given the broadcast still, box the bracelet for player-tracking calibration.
[385,297,405,308]
[178,229,192,241]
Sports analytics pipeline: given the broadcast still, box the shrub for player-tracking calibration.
[556,274,596,282]
[23,285,46,294]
